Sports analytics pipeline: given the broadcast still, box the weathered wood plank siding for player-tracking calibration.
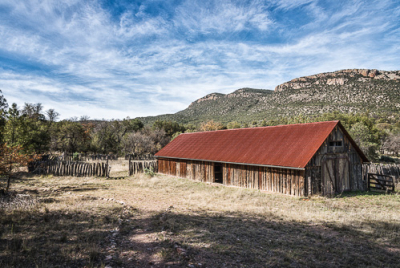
[157,158,306,196]
[305,125,365,195]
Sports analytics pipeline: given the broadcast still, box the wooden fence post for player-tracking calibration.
[129,155,132,176]
[106,156,109,178]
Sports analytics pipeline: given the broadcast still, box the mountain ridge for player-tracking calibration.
[137,69,400,125]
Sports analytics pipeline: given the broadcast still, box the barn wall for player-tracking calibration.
[305,125,365,195]
[157,158,306,196]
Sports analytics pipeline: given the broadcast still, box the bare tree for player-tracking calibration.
[79,115,90,123]
[22,103,45,120]
[123,127,170,156]
[46,109,60,123]
[382,134,400,156]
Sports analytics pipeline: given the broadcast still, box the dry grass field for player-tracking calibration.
[1,162,400,267]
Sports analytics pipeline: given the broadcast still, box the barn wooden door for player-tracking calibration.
[322,154,350,195]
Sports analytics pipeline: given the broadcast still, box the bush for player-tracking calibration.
[144,166,156,177]
[379,155,397,163]
[72,152,79,161]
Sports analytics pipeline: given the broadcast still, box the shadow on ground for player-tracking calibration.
[138,210,400,267]
[0,180,399,267]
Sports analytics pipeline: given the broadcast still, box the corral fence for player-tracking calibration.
[28,160,110,177]
[363,163,400,192]
[363,163,400,182]
[60,153,118,162]
[128,158,157,176]
[125,153,155,160]
[367,173,395,192]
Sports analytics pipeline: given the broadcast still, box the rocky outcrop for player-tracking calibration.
[188,93,224,107]
[275,69,400,92]
[189,88,271,107]
[226,88,271,98]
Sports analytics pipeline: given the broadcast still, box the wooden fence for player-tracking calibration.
[29,160,110,177]
[367,173,395,192]
[128,159,157,176]
[363,163,400,183]
[125,153,155,160]
[61,154,118,162]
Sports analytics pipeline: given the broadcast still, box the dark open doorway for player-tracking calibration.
[214,163,223,183]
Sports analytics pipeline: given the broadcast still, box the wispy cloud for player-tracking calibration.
[0,0,398,119]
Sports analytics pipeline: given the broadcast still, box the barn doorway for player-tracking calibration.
[214,163,223,183]
[322,154,350,195]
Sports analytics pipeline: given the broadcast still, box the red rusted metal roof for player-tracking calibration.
[155,121,368,169]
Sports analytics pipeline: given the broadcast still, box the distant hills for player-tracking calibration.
[138,69,400,125]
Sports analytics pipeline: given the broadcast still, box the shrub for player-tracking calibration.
[72,152,79,161]
[144,166,156,177]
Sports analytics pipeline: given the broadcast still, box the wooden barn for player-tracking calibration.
[155,121,369,196]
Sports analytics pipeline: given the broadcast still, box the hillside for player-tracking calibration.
[138,69,400,125]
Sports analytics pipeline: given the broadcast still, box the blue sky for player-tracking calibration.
[0,0,399,120]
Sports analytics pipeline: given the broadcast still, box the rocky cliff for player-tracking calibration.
[275,69,400,92]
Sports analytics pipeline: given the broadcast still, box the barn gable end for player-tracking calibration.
[305,123,367,196]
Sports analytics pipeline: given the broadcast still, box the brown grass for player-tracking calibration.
[1,168,400,267]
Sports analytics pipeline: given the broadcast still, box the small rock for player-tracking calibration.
[105,255,113,261]
[176,247,186,255]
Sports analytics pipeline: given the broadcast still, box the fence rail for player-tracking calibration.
[125,154,155,160]
[367,173,395,192]
[60,154,118,162]
[363,163,400,183]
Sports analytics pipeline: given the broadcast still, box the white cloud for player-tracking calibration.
[174,0,273,34]
[0,0,398,120]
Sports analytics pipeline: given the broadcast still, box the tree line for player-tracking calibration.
[0,91,187,157]
[1,89,400,183]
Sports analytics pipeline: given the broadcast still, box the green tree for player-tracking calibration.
[52,120,90,153]
[3,103,50,153]
[260,119,267,127]
[184,123,197,133]
[0,90,8,144]
[227,121,241,129]
[349,122,379,160]
[153,120,185,137]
